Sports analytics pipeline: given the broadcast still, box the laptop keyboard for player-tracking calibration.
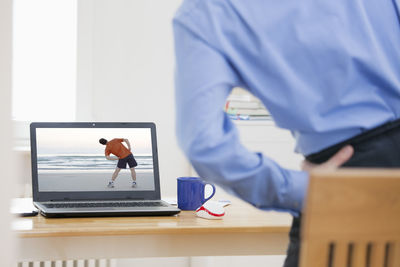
[44,201,167,209]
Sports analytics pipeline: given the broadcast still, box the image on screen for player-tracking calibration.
[36,128,155,192]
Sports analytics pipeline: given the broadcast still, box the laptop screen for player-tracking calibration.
[36,127,155,192]
[31,123,161,201]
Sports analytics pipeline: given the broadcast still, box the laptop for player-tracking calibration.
[30,122,180,218]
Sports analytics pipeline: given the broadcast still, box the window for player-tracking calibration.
[12,0,77,122]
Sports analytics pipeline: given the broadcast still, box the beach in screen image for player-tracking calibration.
[38,170,154,191]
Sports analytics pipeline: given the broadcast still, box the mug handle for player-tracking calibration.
[203,183,216,203]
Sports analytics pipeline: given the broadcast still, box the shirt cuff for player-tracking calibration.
[287,170,309,216]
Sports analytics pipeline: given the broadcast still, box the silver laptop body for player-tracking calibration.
[30,122,180,217]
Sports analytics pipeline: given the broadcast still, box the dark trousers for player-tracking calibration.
[283,119,400,267]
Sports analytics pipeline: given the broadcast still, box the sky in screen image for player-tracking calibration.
[36,128,153,155]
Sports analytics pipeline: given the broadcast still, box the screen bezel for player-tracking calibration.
[30,122,161,201]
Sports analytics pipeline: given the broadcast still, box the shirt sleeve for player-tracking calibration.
[105,146,111,156]
[173,20,309,215]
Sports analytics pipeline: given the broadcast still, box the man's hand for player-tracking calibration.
[106,155,119,161]
[124,139,131,151]
[301,145,354,172]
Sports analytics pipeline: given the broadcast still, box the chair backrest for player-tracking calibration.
[299,169,400,267]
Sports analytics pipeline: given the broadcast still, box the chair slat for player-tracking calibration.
[334,241,349,267]
[299,240,331,267]
[370,242,386,267]
[353,242,367,267]
[388,242,400,267]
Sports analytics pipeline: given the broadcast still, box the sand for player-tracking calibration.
[38,170,155,191]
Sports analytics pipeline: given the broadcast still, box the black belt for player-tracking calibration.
[305,118,400,164]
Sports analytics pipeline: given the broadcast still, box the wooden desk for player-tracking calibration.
[14,200,292,262]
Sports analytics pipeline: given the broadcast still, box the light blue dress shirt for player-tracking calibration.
[173,0,400,215]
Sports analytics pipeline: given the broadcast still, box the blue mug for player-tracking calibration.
[177,177,216,210]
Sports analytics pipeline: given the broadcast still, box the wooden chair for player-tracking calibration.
[299,169,400,267]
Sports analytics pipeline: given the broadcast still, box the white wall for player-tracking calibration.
[77,0,190,197]
[114,256,286,267]
[0,0,16,265]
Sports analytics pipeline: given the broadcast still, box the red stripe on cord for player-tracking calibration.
[197,206,225,217]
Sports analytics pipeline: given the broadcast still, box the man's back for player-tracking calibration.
[174,0,400,155]
[174,1,400,267]
[105,138,130,159]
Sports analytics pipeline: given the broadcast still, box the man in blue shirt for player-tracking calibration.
[173,0,400,266]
